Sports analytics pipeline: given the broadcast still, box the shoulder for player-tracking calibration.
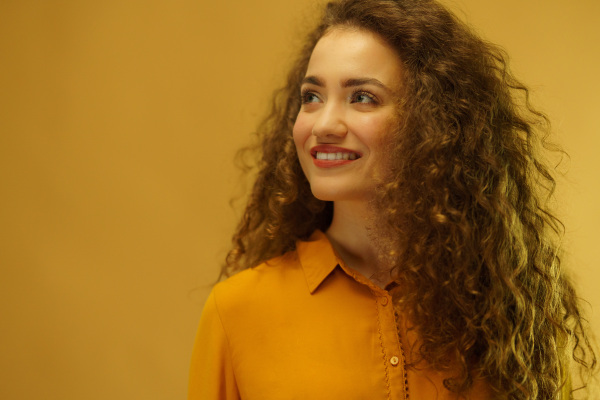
[216,250,302,294]
[210,250,305,321]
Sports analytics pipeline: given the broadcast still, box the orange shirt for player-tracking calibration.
[189,230,492,399]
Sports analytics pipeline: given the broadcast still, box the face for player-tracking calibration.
[293,28,403,203]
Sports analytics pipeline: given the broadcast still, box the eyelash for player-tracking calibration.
[300,89,320,104]
[351,91,377,104]
[300,89,379,105]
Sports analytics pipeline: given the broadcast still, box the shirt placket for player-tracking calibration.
[336,263,408,399]
[374,289,408,400]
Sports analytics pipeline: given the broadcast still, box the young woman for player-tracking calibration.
[189,0,597,398]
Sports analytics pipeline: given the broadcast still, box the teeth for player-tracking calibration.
[315,151,359,161]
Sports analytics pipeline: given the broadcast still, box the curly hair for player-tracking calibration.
[222,0,598,398]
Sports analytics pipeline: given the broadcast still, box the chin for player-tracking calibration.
[309,185,340,201]
[309,184,364,202]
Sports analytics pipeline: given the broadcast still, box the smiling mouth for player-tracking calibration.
[314,151,360,161]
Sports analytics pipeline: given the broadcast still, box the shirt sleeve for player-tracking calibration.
[188,288,240,400]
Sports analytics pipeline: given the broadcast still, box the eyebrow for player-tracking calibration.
[302,76,325,86]
[301,75,392,93]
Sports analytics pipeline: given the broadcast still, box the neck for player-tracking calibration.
[325,200,389,288]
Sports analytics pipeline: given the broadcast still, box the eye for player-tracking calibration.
[301,90,321,104]
[351,91,377,104]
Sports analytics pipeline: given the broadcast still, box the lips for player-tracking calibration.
[310,145,362,167]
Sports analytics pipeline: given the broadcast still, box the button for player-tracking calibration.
[390,356,399,366]
[380,296,389,306]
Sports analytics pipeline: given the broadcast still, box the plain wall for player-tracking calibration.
[1,1,598,398]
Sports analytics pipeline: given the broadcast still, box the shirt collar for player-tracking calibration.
[296,230,340,294]
[296,230,399,295]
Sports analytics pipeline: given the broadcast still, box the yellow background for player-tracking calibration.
[1,1,598,398]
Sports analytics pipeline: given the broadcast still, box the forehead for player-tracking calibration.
[306,28,403,85]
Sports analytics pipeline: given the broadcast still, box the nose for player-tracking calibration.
[311,101,347,139]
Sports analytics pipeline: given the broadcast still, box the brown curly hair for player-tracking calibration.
[222,0,598,398]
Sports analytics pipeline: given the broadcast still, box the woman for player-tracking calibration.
[189,0,597,398]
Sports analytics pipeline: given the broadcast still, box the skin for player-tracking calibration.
[293,27,404,286]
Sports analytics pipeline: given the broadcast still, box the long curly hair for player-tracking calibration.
[222,0,598,398]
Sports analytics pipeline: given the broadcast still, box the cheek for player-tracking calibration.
[354,114,395,148]
[292,115,313,178]
[369,116,397,178]
[292,114,312,150]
